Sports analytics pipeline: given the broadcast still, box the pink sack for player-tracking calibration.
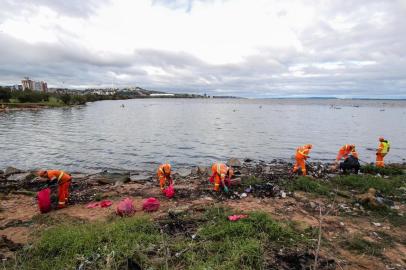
[37,188,51,214]
[116,198,135,217]
[228,214,248,221]
[100,200,112,208]
[163,179,175,198]
[142,197,160,212]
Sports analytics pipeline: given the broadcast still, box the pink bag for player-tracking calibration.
[142,197,160,212]
[116,198,135,217]
[37,188,51,214]
[228,214,248,221]
[163,179,175,198]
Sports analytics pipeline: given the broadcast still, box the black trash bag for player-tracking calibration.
[340,156,360,174]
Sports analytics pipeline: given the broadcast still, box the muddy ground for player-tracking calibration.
[1,159,406,269]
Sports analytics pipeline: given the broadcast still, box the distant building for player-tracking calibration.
[149,93,175,97]
[21,77,48,92]
[12,84,23,91]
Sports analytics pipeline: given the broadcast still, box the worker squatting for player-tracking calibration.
[37,137,390,210]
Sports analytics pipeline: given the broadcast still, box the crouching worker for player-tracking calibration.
[157,163,172,192]
[293,144,312,175]
[37,170,72,209]
[209,163,233,192]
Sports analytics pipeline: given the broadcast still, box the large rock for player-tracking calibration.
[227,158,242,167]
[4,167,23,177]
[197,166,210,176]
[90,171,130,185]
[176,168,192,178]
[6,172,34,182]
[130,172,152,182]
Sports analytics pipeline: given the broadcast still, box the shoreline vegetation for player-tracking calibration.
[1,160,406,269]
[0,86,238,112]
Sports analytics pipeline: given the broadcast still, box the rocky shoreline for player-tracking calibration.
[1,159,406,269]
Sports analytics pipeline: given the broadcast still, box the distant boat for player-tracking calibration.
[120,104,125,108]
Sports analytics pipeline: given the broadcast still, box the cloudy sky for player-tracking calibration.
[0,0,405,98]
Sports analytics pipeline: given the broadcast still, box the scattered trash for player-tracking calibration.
[37,188,51,214]
[142,197,160,212]
[240,193,247,198]
[228,214,249,221]
[245,187,252,193]
[372,222,382,227]
[86,200,113,208]
[116,198,135,217]
[280,191,287,198]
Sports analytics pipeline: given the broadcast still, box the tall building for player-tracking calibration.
[21,77,48,92]
[21,77,34,91]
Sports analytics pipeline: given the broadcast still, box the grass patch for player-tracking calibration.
[242,176,266,186]
[14,216,161,270]
[344,236,384,256]
[332,175,406,196]
[361,165,404,176]
[287,177,331,196]
[12,207,308,269]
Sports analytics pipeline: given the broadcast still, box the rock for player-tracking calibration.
[4,166,23,177]
[90,171,130,185]
[176,168,192,178]
[227,158,241,167]
[244,158,253,163]
[309,202,317,209]
[130,172,151,182]
[197,166,210,175]
[168,205,189,217]
[263,166,272,174]
[6,172,33,182]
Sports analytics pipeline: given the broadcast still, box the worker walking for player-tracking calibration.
[376,137,390,167]
[209,162,233,192]
[293,144,312,175]
[38,170,72,209]
[157,163,172,191]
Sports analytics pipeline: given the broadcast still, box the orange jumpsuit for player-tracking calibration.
[210,163,230,192]
[336,144,358,162]
[45,170,72,209]
[157,164,171,191]
[293,145,311,175]
[376,140,390,167]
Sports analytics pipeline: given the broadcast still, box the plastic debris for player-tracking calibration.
[86,200,113,208]
[228,214,249,221]
[116,198,135,217]
[142,197,160,212]
[372,222,382,227]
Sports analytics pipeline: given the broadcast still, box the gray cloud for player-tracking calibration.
[0,0,405,98]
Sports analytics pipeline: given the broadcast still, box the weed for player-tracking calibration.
[344,236,384,256]
[288,177,331,196]
[361,165,404,176]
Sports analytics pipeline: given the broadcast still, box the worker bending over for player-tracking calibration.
[209,162,233,192]
[335,144,358,164]
[38,170,72,209]
[376,137,390,167]
[293,144,312,175]
[157,163,172,191]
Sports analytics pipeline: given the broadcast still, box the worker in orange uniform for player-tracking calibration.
[376,137,390,167]
[38,170,72,209]
[157,163,172,191]
[335,144,358,165]
[293,144,312,175]
[209,163,233,192]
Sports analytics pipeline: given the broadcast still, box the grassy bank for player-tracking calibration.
[11,207,310,270]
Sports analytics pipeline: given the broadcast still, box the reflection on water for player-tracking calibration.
[0,98,405,172]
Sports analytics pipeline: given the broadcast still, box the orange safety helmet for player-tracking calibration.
[37,170,48,177]
[305,144,313,149]
[379,136,385,142]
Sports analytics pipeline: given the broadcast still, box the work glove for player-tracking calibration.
[223,186,229,193]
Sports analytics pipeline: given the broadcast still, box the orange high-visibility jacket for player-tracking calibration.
[157,164,171,179]
[211,163,229,182]
[46,170,72,184]
[295,145,311,160]
[336,145,358,161]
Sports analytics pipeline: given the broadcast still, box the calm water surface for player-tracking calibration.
[0,98,405,172]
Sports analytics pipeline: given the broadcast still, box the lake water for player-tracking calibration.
[0,98,405,172]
